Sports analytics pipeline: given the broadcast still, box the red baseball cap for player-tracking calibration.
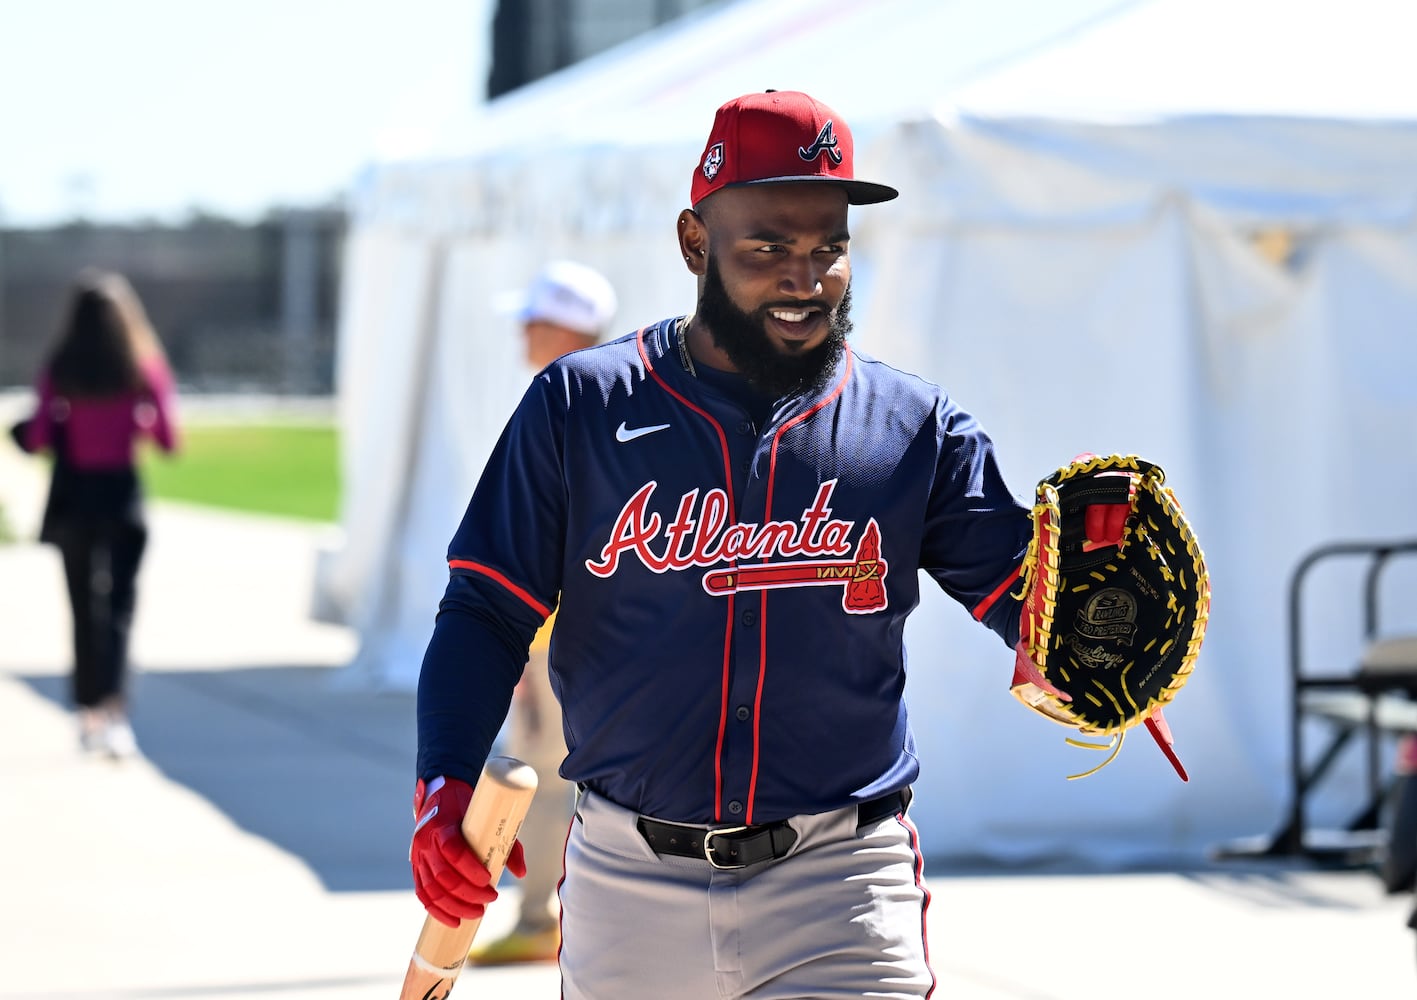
[690,90,898,207]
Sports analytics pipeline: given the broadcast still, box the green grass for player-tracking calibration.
[141,423,340,522]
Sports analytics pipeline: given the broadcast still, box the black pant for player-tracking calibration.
[58,518,148,708]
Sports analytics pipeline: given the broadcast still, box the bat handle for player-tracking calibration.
[410,940,476,980]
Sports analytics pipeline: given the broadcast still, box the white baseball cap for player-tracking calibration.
[497,260,618,336]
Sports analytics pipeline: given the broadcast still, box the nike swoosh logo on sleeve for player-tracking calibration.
[616,421,671,442]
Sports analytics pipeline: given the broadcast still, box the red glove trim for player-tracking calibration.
[1144,711,1189,782]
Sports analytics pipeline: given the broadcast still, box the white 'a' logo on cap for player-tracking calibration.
[798,121,843,165]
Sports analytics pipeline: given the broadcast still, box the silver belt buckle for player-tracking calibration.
[702,825,750,869]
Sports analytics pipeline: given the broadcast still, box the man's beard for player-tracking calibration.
[696,258,852,399]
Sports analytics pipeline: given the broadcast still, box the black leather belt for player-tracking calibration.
[637,789,910,870]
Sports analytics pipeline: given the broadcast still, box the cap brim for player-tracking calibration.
[729,175,899,205]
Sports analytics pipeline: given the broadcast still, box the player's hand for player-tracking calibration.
[410,776,528,927]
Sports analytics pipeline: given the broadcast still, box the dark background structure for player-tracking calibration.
[0,0,725,393]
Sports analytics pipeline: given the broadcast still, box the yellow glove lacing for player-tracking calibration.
[1014,454,1211,779]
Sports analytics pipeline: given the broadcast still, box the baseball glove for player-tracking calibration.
[1011,454,1210,781]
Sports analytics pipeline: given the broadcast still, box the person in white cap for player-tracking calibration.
[468,259,617,966]
[510,259,619,371]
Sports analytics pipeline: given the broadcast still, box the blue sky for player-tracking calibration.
[0,0,492,225]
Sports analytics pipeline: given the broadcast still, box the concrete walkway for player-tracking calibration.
[2,418,1416,999]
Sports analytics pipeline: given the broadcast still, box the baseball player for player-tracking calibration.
[466,259,618,966]
[410,90,1034,998]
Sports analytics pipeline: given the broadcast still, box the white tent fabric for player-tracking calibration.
[384,0,1145,166]
[944,0,1417,120]
[318,0,1417,864]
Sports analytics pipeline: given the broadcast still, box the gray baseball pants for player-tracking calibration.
[558,788,934,999]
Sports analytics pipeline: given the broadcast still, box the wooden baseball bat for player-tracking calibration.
[398,756,539,1000]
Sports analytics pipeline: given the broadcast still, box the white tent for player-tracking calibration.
[318,0,1417,864]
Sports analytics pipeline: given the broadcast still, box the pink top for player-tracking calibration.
[23,356,181,469]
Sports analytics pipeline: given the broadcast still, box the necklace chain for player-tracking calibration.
[677,317,697,378]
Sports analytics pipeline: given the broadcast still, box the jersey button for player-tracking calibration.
[736,705,751,721]
[727,800,744,815]
[741,608,757,627]
[736,421,753,435]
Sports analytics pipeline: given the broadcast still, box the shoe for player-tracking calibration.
[102,717,139,759]
[466,925,560,966]
[78,710,106,754]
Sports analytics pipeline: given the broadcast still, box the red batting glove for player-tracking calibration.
[409,775,528,927]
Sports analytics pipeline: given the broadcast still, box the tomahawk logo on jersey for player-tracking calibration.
[419,318,1030,825]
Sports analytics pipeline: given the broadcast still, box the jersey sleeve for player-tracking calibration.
[415,373,568,784]
[918,396,1030,647]
[528,609,558,654]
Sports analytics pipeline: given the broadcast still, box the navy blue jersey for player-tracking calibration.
[418,317,1030,825]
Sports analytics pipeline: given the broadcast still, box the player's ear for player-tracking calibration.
[678,209,708,275]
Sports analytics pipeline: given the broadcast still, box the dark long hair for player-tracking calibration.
[46,269,166,398]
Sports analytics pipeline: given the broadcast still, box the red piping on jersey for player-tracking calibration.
[447,559,553,619]
[639,324,738,822]
[745,347,854,824]
[972,564,1022,622]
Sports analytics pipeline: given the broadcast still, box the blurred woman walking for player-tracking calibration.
[13,269,180,757]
